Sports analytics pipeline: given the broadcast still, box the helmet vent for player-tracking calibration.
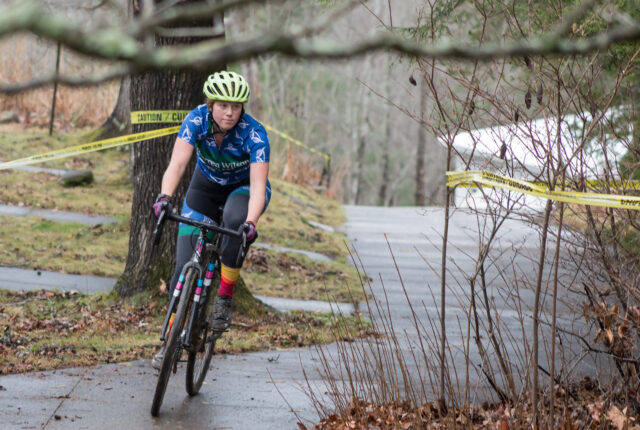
[203,71,250,103]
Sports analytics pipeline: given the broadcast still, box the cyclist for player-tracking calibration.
[151,71,270,369]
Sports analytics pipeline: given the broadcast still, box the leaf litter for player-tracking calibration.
[0,288,371,375]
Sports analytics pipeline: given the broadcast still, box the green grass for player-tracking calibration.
[243,247,364,302]
[0,162,131,218]
[261,178,348,257]
[0,216,128,276]
[0,128,361,301]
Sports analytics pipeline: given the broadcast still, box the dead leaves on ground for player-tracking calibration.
[310,380,640,429]
[0,289,161,374]
[1,288,371,375]
[585,301,639,362]
[310,400,521,429]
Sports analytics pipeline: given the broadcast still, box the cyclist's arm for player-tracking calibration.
[161,138,194,197]
[246,162,269,224]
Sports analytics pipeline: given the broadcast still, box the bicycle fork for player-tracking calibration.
[184,262,217,348]
[160,261,201,342]
[160,261,217,343]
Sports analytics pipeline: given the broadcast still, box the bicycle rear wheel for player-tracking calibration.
[150,268,196,417]
[185,266,220,396]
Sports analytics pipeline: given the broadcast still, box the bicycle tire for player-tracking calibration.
[150,268,196,417]
[185,266,220,395]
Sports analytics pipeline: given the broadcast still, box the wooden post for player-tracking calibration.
[49,42,61,136]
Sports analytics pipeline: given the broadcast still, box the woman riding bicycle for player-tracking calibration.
[151,71,270,369]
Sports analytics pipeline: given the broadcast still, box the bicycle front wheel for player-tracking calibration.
[185,267,220,396]
[150,268,196,417]
[185,325,217,396]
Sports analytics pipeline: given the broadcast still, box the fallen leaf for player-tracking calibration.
[607,405,627,430]
[587,401,604,421]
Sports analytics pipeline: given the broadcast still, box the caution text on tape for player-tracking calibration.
[131,111,190,125]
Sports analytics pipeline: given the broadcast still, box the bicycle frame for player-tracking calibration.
[155,211,246,347]
[150,209,248,416]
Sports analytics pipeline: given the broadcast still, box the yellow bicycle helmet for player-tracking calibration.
[203,71,250,103]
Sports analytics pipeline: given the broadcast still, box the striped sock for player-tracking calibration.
[218,264,240,298]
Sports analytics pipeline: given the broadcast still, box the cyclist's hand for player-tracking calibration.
[152,193,172,219]
[242,221,258,244]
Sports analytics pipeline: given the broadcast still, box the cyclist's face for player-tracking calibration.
[211,101,243,131]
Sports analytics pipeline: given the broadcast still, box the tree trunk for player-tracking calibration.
[378,74,392,206]
[237,7,262,119]
[424,130,447,206]
[244,58,263,119]
[116,0,223,297]
[378,148,389,206]
[415,79,426,206]
[90,75,131,141]
[352,135,366,205]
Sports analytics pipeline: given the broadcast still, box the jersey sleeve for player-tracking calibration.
[247,124,270,163]
[177,107,205,146]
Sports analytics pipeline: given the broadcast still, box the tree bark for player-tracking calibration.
[415,79,426,206]
[378,73,392,206]
[92,75,131,141]
[352,135,366,205]
[116,0,223,297]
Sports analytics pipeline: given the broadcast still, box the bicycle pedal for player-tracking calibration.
[206,330,226,343]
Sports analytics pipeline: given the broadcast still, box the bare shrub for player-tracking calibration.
[302,2,640,429]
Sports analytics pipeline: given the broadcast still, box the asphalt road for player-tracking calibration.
[0,205,599,429]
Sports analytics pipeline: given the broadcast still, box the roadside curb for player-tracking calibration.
[0,266,355,315]
[0,204,118,226]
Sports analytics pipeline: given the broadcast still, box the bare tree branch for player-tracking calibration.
[0,67,129,93]
[1,0,639,93]
[137,0,277,35]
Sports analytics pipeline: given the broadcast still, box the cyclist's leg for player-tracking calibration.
[153,171,224,368]
[211,183,271,329]
[168,168,226,293]
[220,182,271,267]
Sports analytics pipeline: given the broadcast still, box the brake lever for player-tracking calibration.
[235,227,248,267]
[153,209,167,245]
[241,227,247,250]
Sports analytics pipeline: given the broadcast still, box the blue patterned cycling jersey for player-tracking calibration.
[178,104,270,186]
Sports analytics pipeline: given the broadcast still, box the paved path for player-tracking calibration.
[0,204,117,226]
[0,266,354,315]
[342,205,599,399]
[0,205,596,429]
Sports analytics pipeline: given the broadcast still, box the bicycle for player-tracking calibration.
[149,207,248,417]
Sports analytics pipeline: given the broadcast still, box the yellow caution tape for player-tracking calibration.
[260,124,331,167]
[447,170,640,210]
[131,110,190,125]
[130,110,331,167]
[521,179,640,190]
[451,177,640,190]
[0,126,179,170]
